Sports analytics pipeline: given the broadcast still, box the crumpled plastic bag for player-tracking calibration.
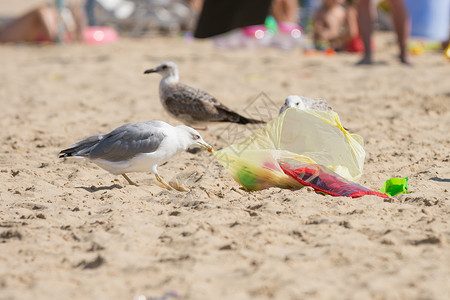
[214,108,366,191]
[279,159,389,198]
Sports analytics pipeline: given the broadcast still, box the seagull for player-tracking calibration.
[279,95,332,114]
[144,61,265,127]
[59,120,213,190]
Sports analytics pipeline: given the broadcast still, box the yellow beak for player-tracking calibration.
[197,141,214,153]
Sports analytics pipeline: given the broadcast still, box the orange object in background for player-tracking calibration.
[325,48,335,56]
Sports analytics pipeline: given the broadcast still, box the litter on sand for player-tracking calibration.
[280,160,388,198]
[215,108,388,198]
[380,177,409,196]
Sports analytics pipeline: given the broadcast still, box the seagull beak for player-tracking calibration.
[197,141,213,153]
[144,68,158,74]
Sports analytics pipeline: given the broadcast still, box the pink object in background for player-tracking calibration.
[277,22,302,37]
[241,25,267,39]
[272,22,303,50]
[83,26,118,44]
[241,25,272,48]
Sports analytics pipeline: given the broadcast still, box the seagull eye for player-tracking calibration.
[296,102,299,105]
[194,134,200,140]
[161,65,168,70]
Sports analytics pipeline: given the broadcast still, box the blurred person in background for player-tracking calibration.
[313,0,362,52]
[299,0,322,32]
[313,0,346,50]
[271,0,299,24]
[194,0,302,38]
[0,0,86,43]
[357,0,410,64]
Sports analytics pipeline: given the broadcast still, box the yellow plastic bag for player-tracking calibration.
[215,108,365,190]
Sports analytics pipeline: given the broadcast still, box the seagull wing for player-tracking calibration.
[59,134,105,158]
[162,83,228,122]
[301,97,332,111]
[311,98,332,111]
[163,83,264,124]
[89,122,166,162]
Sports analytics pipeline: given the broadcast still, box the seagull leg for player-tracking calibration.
[122,174,138,186]
[155,174,174,190]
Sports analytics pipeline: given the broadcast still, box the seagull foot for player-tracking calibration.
[122,174,138,186]
[168,180,189,192]
[155,174,174,191]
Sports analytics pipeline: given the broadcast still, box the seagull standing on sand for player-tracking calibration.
[59,120,213,190]
[144,61,265,127]
[279,95,332,114]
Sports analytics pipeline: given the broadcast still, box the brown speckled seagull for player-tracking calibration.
[144,61,265,127]
[279,95,333,114]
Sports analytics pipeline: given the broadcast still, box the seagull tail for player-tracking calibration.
[58,134,104,158]
[230,113,266,125]
[215,104,266,125]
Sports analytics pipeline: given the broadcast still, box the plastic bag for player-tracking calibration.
[215,108,366,191]
[279,159,388,198]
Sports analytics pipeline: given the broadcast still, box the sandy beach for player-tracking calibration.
[0,3,449,299]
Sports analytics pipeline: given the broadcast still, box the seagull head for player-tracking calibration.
[279,95,305,114]
[144,61,179,81]
[176,125,214,153]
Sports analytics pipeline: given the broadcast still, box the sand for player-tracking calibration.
[0,14,449,300]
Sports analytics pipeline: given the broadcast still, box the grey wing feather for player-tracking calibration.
[59,134,105,158]
[89,122,166,162]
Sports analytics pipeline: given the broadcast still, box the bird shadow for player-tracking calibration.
[186,147,202,154]
[430,177,450,183]
[75,184,123,193]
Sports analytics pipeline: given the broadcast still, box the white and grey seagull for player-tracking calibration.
[59,120,213,190]
[144,61,265,127]
[279,95,332,114]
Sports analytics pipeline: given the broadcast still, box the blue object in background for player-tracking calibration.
[85,0,98,26]
[56,0,65,43]
[299,0,321,33]
[405,0,450,41]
